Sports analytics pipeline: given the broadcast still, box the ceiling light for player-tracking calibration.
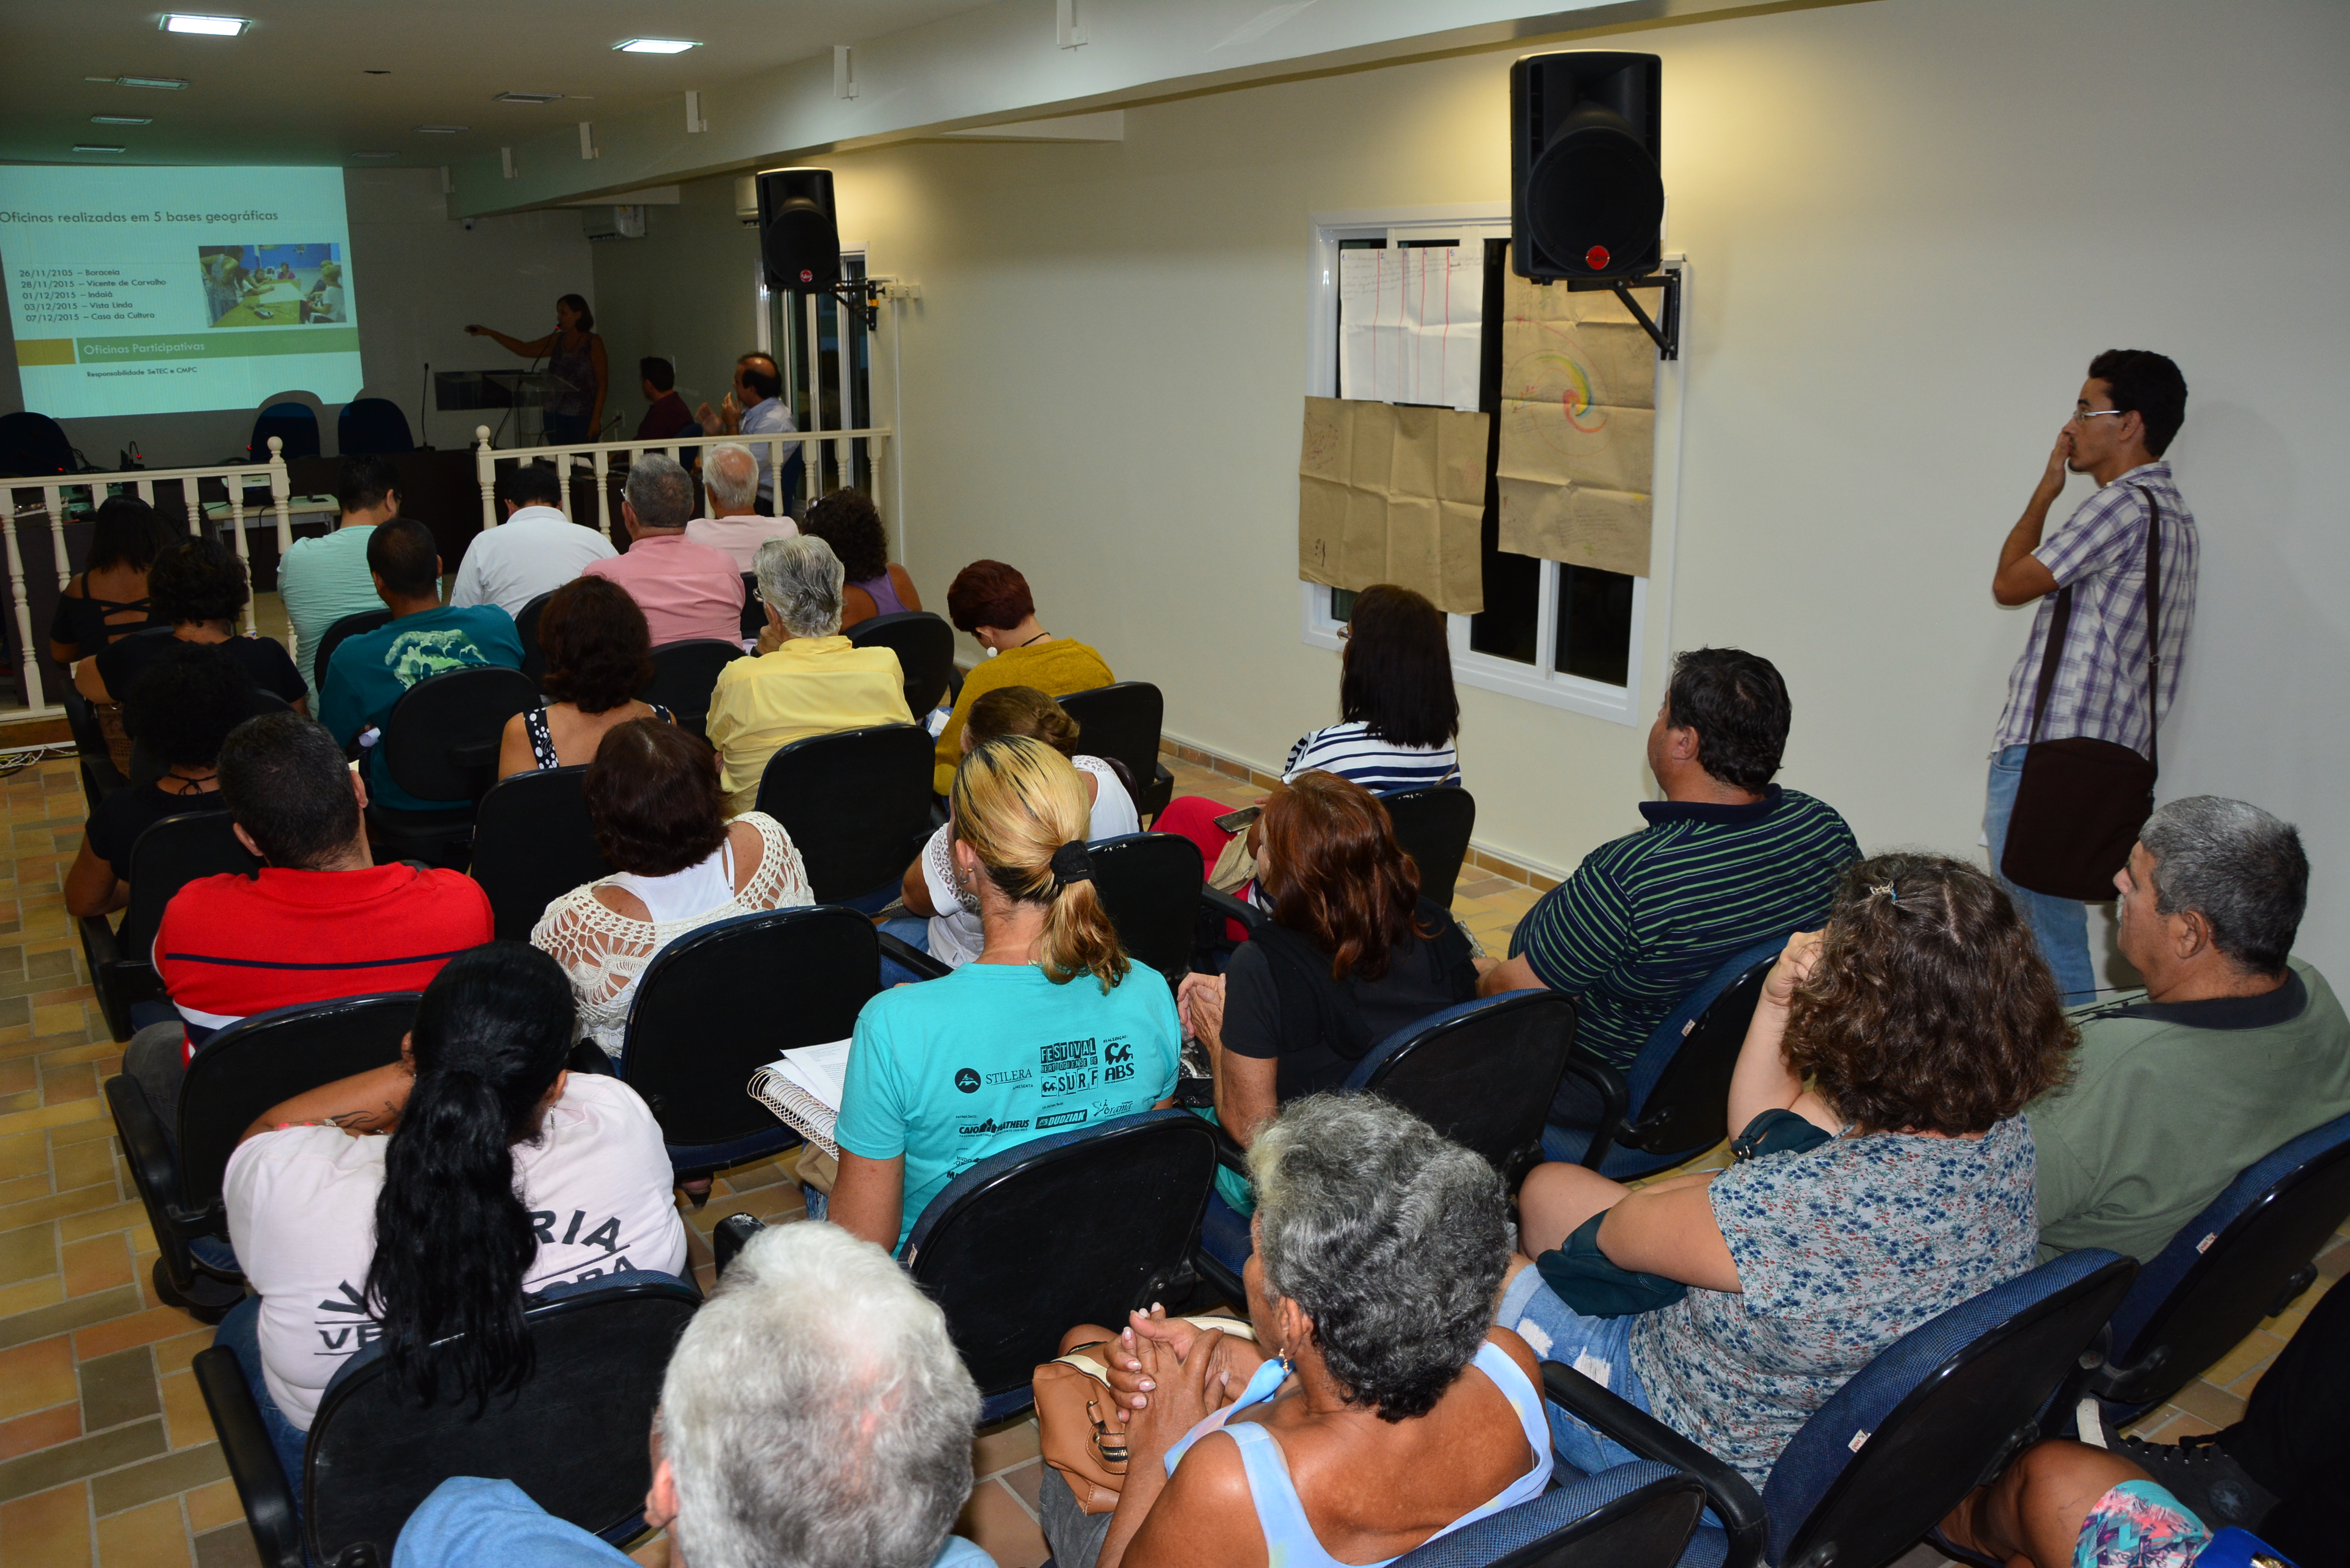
[90,115,152,125]
[349,152,397,159]
[75,144,129,154]
[415,125,468,134]
[615,38,700,54]
[94,74,189,89]
[493,91,564,105]
[160,13,249,35]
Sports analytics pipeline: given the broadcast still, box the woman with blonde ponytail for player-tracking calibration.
[834,736,1181,1252]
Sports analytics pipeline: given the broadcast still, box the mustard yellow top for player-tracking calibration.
[932,637,1115,795]
[706,636,913,813]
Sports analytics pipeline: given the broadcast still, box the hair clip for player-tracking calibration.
[1869,882,1898,902]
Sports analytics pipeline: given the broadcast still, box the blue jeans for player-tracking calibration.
[1495,1265,1652,1479]
[877,916,936,989]
[216,1295,310,1515]
[1984,745,2099,1005]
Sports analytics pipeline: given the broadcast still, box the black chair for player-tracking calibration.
[1088,832,1205,990]
[247,401,321,464]
[367,666,542,866]
[2064,1109,2350,1427]
[106,994,418,1320]
[642,638,745,740]
[0,410,75,478]
[61,683,126,810]
[311,606,393,694]
[618,905,943,1179]
[513,589,556,689]
[1381,786,1478,910]
[77,810,258,1043]
[195,1274,697,1568]
[1059,682,1176,820]
[847,610,956,717]
[335,397,414,455]
[1541,935,1785,1179]
[469,766,614,944]
[739,573,765,640]
[753,723,935,906]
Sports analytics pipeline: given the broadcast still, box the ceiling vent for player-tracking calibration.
[583,205,647,241]
[493,91,565,106]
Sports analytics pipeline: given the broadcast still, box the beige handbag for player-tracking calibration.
[1033,1318,1256,1514]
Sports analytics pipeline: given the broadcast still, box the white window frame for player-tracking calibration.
[1302,204,1686,727]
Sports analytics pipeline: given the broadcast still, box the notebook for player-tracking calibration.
[747,1039,851,1159]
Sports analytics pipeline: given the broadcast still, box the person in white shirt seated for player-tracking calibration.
[682,441,797,573]
[390,1223,999,1568]
[888,685,1138,971]
[217,942,688,1491]
[695,352,801,515]
[448,462,617,619]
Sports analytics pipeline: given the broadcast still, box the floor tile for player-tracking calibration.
[1,1403,83,1462]
[973,1416,1040,1476]
[0,1480,94,1568]
[956,1474,1047,1568]
[0,1284,146,1351]
[91,1494,188,1568]
[191,1523,260,1568]
[0,1334,79,1419]
[158,1370,216,1452]
[63,1235,134,1299]
[89,1443,227,1518]
[80,1346,162,1432]
[0,1417,167,1501]
[180,1479,242,1536]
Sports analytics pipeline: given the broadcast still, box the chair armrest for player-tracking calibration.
[103,1074,208,1239]
[1205,1116,1251,1179]
[876,930,951,982]
[1541,1361,1766,1568]
[79,913,122,971]
[192,1346,304,1568]
[1201,886,1267,937]
[1558,1053,1630,1170]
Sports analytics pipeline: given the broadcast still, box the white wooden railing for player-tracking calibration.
[6,439,297,715]
[469,424,893,534]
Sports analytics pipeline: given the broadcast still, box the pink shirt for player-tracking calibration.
[582,533,746,647]
[683,513,799,574]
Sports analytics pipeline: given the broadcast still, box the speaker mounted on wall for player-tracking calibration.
[1511,51,1663,283]
[756,166,842,292]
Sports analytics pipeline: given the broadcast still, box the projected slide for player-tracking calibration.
[1,165,360,421]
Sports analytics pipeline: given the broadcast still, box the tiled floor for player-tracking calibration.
[0,746,2335,1567]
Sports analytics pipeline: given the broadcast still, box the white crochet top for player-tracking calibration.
[532,812,813,1057]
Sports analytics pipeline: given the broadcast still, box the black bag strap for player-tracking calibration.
[2025,587,2072,746]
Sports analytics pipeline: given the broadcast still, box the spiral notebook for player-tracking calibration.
[747,1039,851,1159]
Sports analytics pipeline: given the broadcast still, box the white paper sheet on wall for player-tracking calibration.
[1339,247,1482,413]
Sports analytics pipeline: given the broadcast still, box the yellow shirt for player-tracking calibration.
[932,638,1116,795]
[707,636,914,813]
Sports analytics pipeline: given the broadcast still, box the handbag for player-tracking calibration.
[1999,488,2164,902]
[1033,1317,1257,1514]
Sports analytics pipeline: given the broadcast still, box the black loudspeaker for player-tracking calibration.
[1511,51,1663,282]
[756,167,841,293]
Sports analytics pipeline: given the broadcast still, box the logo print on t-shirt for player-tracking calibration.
[384,626,491,687]
[954,1068,982,1094]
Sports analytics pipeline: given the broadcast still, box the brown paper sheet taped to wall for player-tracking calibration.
[1297,396,1488,616]
[1495,269,1657,578]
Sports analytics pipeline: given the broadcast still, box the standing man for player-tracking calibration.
[1987,351,2197,1002]
[696,352,802,515]
[279,454,401,704]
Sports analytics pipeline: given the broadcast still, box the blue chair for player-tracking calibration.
[0,410,75,477]
[337,397,414,455]
[2067,1110,2350,1427]
[247,401,321,463]
[1394,1456,1721,1568]
[1195,989,1582,1302]
[1541,936,1786,1179]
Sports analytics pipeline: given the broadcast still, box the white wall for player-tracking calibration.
[604,0,2350,980]
[0,168,596,466]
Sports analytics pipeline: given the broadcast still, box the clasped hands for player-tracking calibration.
[1096,1307,1269,1452]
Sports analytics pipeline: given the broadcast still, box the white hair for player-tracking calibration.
[662,1221,980,1568]
[756,535,845,640]
[704,442,759,514]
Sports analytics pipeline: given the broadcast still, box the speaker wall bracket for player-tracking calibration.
[817,277,888,332]
[1564,268,1679,362]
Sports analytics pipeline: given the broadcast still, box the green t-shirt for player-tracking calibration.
[837,960,1181,1251]
[2028,957,2350,1263]
[278,524,388,702]
[317,604,524,812]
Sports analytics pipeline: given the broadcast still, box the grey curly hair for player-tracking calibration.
[755,534,846,641]
[1247,1094,1507,1421]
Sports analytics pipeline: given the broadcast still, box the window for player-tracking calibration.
[1303,207,1684,724]
[755,249,880,498]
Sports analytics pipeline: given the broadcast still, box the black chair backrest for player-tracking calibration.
[470,766,615,944]
[1381,787,1478,910]
[117,811,259,962]
[906,1112,1218,1403]
[642,639,745,740]
[753,723,935,903]
[313,607,394,692]
[739,573,765,640]
[381,666,542,805]
[1620,954,1776,1162]
[248,401,320,463]
[1361,989,1577,1190]
[303,1277,697,1565]
[177,995,418,1225]
[1057,683,1166,801]
[335,397,415,456]
[514,590,556,689]
[1088,833,1203,989]
[621,906,881,1149]
[61,684,126,797]
[846,610,956,716]
[0,410,74,478]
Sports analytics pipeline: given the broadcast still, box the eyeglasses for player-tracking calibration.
[2070,408,2128,425]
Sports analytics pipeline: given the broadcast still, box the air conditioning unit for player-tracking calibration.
[582,204,647,241]
[735,174,759,227]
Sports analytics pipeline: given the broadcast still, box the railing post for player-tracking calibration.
[5,504,44,712]
[226,475,257,635]
[476,426,497,529]
[558,448,574,523]
[45,484,70,591]
[268,437,293,557]
[592,447,610,537]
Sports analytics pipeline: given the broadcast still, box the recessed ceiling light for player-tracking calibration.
[493,91,565,105]
[615,38,700,54]
[92,75,189,89]
[160,13,249,36]
[349,152,397,159]
[415,125,468,135]
[75,144,129,154]
[90,115,152,125]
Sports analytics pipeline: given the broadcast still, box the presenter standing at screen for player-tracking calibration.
[467,294,607,445]
[1984,350,2196,1005]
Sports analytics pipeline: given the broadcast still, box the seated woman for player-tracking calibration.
[75,536,308,718]
[1156,583,1460,873]
[1176,772,1476,1175]
[800,486,923,630]
[48,497,177,666]
[1941,1439,2219,1568]
[532,719,811,1060]
[496,576,672,777]
[1043,1093,1550,1568]
[220,942,687,1484]
[1495,853,2070,1491]
[931,560,1114,795]
[833,735,1180,1252]
[891,685,1139,969]
[63,645,250,919]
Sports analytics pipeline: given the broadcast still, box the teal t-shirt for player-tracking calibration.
[318,603,524,811]
[277,525,387,702]
[837,961,1182,1251]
